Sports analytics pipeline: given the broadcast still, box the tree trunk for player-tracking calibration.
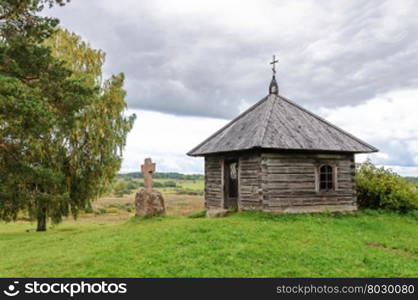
[36,210,47,232]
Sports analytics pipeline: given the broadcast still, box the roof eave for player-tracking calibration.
[187,146,379,157]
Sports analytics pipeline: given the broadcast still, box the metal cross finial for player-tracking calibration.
[270,54,279,75]
[268,54,279,95]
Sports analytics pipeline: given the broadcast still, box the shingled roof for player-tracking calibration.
[187,93,378,156]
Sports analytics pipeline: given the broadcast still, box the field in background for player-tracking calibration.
[72,177,205,224]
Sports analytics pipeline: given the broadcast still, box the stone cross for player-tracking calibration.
[141,158,156,190]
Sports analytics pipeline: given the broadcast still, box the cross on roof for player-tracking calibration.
[270,54,279,75]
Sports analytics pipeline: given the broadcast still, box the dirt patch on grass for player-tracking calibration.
[366,241,418,256]
[366,242,381,248]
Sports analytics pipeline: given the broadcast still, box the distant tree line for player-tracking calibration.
[405,177,418,184]
[117,172,204,180]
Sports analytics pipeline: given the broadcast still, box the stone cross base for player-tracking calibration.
[135,189,165,217]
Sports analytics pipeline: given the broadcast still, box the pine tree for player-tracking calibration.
[0,1,135,231]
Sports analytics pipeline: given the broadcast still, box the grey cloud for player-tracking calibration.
[46,0,418,119]
[371,140,417,167]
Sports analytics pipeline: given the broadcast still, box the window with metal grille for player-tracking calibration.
[319,165,333,191]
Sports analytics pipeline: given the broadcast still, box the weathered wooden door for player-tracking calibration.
[224,160,238,209]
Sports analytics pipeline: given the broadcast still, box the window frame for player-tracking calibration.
[316,164,338,193]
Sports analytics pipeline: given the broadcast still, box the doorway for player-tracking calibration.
[224,160,238,209]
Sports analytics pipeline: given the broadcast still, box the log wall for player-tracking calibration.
[204,156,223,209]
[261,152,357,212]
[238,154,263,210]
[204,152,357,213]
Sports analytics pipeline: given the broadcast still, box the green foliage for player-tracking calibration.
[356,160,418,212]
[0,1,69,43]
[108,178,139,196]
[187,210,207,218]
[0,211,417,277]
[153,181,177,188]
[163,181,177,188]
[126,179,140,190]
[405,177,418,183]
[113,181,129,197]
[0,4,135,231]
[152,182,164,188]
[44,28,103,85]
[45,28,136,203]
[405,177,418,190]
[93,207,107,215]
[106,203,134,212]
[83,206,94,214]
[0,1,91,230]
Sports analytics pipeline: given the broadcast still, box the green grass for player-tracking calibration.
[153,178,204,190]
[153,178,204,195]
[0,210,417,277]
[148,178,203,189]
[114,178,204,196]
[176,179,204,190]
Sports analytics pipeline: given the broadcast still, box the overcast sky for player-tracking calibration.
[45,0,418,176]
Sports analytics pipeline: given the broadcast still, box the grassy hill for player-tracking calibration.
[1,210,417,277]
